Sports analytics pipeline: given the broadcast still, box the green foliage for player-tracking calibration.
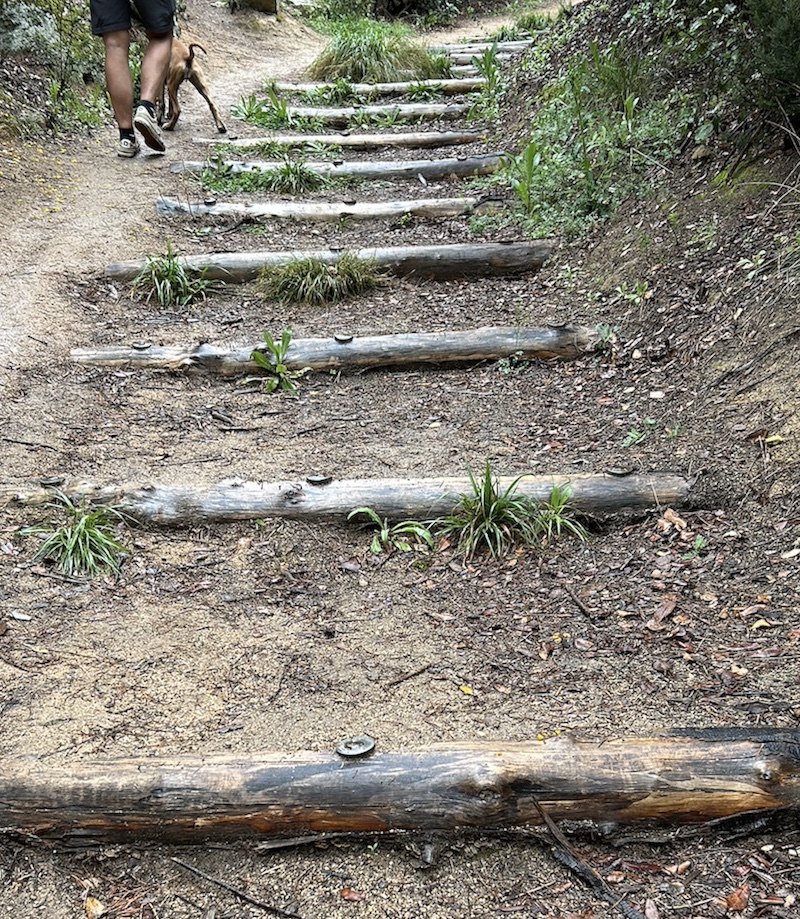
[347,506,434,555]
[0,0,107,133]
[534,484,589,546]
[22,491,129,577]
[468,42,508,122]
[438,463,542,560]
[202,157,327,195]
[258,252,384,305]
[300,78,365,106]
[250,328,309,394]
[232,90,324,132]
[743,0,800,118]
[307,18,449,83]
[507,141,542,216]
[131,243,218,308]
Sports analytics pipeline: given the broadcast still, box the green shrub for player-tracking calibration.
[258,252,384,305]
[743,0,800,119]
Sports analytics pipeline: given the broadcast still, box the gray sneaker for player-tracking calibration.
[117,136,140,158]
[133,103,165,152]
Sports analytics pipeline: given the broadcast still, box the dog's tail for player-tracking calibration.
[186,43,208,65]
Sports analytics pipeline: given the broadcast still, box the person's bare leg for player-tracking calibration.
[103,30,133,130]
[139,29,173,106]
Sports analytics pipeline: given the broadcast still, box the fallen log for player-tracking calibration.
[71,325,599,374]
[274,77,486,96]
[105,240,556,283]
[155,194,502,222]
[193,129,486,149]
[273,101,469,127]
[429,39,536,53]
[173,152,506,180]
[1,730,796,844]
[5,472,691,525]
[447,51,518,65]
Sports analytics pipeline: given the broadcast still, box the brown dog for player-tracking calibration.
[160,39,227,133]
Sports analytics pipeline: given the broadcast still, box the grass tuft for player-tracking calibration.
[308,18,450,83]
[22,491,129,577]
[131,242,217,308]
[258,252,384,305]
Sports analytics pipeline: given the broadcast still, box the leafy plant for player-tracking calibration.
[507,140,542,215]
[681,534,709,561]
[534,484,589,546]
[259,253,383,305]
[622,419,655,448]
[249,328,309,394]
[131,243,217,308]
[202,157,327,195]
[302,78,364,106]
[307,18,448,83]
[22,491,129,577]
[614,279,651,305]
[347,507,434,555]
[468,42,508,122]
[437,463,541,560]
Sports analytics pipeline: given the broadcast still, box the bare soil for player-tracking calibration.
[0,2,799,917]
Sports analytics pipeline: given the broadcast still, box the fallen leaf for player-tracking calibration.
[341,888,364,902]
[644,899,660,919]
[459,685,474,695]
[726,883,750,911]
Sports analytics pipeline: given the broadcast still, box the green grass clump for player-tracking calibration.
[22,491,129,577]
[202,158,327,195]
[259,253,384,305]
[438,463,542,560]
[438,465,589,560]
[131,242,217,308]
[307,18,450,83]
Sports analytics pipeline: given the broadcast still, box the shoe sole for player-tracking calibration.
[134,110,165,152]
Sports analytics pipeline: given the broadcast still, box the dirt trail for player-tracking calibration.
[1,4,799,917]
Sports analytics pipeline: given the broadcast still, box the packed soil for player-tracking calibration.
[0,1,799,917]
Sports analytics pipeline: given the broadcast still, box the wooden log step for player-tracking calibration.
[429,39,536,53]
[173,152,506,181]
[6,472,692,525]
[156,194,501,222]
[193,130,486,149]
[71,325,599,374]
[273,77,485,96]
[105,240,556,283]
[450,66,480,78]
[447,51,518,65]
[271,101,469,127]
[2,728,789,844]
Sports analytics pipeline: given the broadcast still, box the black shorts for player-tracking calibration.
[90,0,176,36]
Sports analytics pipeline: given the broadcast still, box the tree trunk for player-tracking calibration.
[193,130,485,149]
[173,152,506,180]
[155,194,502,222]
[6,473,691,526]
[104,240,556,283]
[277,101,469,127]
[1,730,796,844]
[71,325,599,374]
[273,77,485,96]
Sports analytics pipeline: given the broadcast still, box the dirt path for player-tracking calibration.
[1,3,799,917]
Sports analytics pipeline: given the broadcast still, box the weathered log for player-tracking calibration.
[5,472,691,525]
[71,325,599,374]
[447,51,518,65]
[429,40,536,53]
[173,152,506,180]
[271,101,469,127]
[274,77,486,96]
[193,129,485,149]
[105,240,556,283]
[1,730,797,844]
[156,194,501,222]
